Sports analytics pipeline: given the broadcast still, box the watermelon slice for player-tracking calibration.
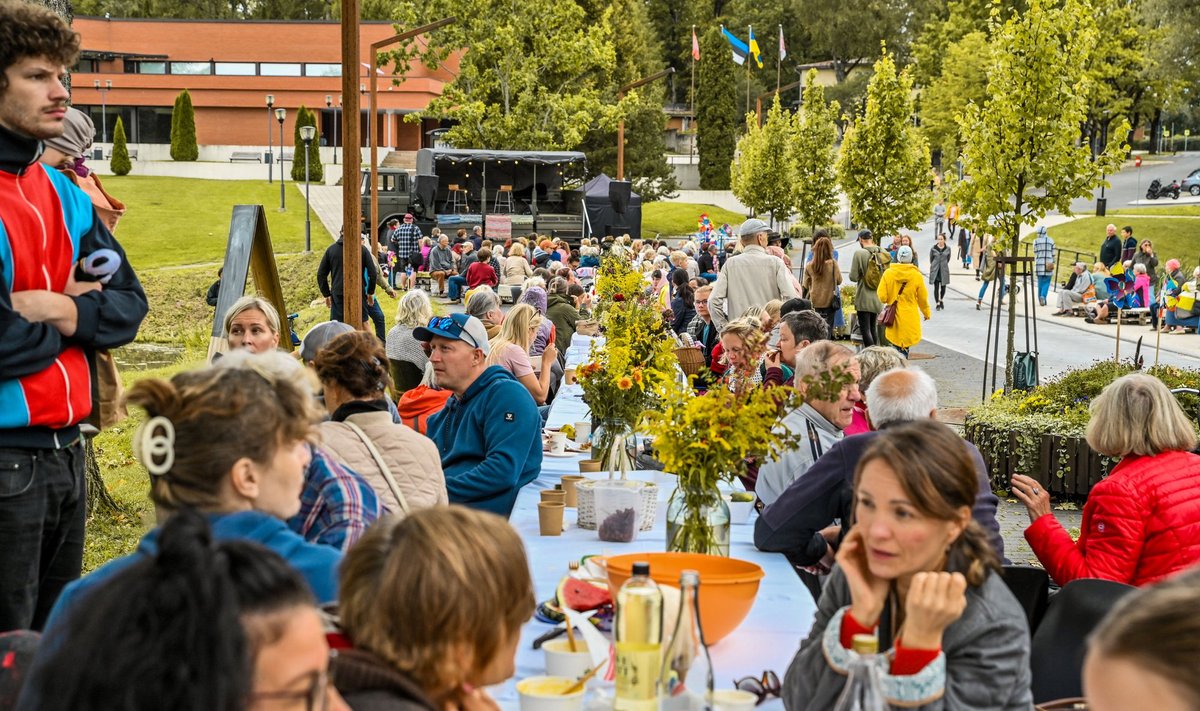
[556,577,612,612]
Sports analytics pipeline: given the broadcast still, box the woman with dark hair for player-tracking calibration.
[785,420,1031,710]
[315,331,447,517]
[18,509,347,711]
[670,268,696,335]
[803,236,843,339]
[42,354,343,634]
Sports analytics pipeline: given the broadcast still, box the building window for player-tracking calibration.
[135,106,174,144]
[261,63,302,77]
[125,61,166,74]
[215,62,256,76]
[304,63,341,77]
[170,61,212,75]
[74,58,99,73]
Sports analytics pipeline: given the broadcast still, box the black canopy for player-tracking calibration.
[583,174,642,240]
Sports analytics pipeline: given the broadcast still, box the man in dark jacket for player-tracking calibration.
[0,2,148,631]
[755,368,1005,593]
[1099,223,1121,268]
[317,231,377,325]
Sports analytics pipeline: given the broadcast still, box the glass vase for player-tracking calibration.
[592,417,634,479]
[665,488,731,557]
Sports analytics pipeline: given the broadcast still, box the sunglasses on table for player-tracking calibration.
[248,650,337,711]
[427,315,480,349]
[734,670,781,705]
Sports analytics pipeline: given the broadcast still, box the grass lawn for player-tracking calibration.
[1112,205,1200,216]
[103,175,332,269]
[1042,216,1200,268]
[642,202,746,237]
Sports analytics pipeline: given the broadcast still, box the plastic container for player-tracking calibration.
[594,481,642,543]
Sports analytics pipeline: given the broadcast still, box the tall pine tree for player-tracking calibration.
[169,89,198,161]
[291,106,324,183]
[110,117,131,175]
[696,25,738,190]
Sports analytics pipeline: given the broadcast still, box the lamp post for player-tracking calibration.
[266,94,275,183]
[617,68,674,180]
[300,125,315,252]
[93,79,111,144]
[326,94,339,165]
[275,107,287,210]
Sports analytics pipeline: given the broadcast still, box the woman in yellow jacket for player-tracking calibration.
[876,245,931,357]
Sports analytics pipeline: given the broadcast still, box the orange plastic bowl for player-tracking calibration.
[603,552,765,645]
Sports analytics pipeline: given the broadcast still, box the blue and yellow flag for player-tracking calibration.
[748,26,763,68]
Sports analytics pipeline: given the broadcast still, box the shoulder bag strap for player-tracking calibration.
[344,420,410,514]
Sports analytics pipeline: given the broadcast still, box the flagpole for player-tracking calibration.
[745,26,751,115]
[776,25,781,94]
[691,25,696,121]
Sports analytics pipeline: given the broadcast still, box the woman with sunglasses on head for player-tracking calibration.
[333,507,535,711]
[18,508,348,711]
[41,354,343,635]
[785,420,1031,710]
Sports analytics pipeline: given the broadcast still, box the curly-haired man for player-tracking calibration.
[0,1,147,632]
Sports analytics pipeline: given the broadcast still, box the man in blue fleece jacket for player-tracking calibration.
[417,313,542,516]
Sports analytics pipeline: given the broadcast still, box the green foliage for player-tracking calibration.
[787,224,847,243]
[580,91,679,202]
[836,48,931,237]
[110,117,131,176]
[291,105,324,184]
[383,0,621,150]
[169,89,198,162]
[918,32,988,160]
[793,70,841,230]
[799,0,927,83]
[76,0,330,19]
[696,25,738,190]
[731,95,796,225]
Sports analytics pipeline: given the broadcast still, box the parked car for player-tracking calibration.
[1180,168,1200,196]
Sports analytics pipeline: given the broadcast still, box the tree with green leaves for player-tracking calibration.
[918,31,989,161]
[731,94,796,225]
[110,117,131,175]
[696,25,738,190]
[952,0,1127,390]
[836,48,931,238]
[382,0,621,150]
[291,105,324,183]
[170,89,198,161]
[793,69,841,231]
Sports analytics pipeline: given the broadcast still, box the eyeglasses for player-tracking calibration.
[427,315,479,349]
[734,670,781,705]
[248,650,337,711]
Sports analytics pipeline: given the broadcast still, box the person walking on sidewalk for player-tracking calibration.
[802,236,842,338]
[850,230,888,348]
[928,233,952,311]
[876,246,930,357]
[1032,226,1056,307]
[933,199,946,236]
[975,235,1008,309]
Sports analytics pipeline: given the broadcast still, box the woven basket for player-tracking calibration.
[673,346,706,378]
[576,479,658,531]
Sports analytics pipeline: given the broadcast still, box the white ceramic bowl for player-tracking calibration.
[516,676,585,711]
[542,639,592,679]
[713,688,759,711]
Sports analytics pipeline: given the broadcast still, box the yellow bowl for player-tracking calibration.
[603,552,764,644]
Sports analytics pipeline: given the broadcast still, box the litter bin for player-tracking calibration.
[93,147,103,161]
[1095,197,1107,217]
[265,152,273,164]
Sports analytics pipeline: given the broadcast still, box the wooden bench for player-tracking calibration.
[1118,307,1150,325]
[413,271,432,292]
[230,151,263,163]
[105,148,137,160]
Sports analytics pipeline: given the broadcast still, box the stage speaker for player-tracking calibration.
[609,180,632,215]
[414,174,438,209]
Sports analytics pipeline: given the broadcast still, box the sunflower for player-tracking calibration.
[617,376,633,390]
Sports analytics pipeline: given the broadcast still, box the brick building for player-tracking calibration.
[69,16,457,159]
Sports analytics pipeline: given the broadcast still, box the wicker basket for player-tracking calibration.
[576,479,658,531]
[673,346,706,378]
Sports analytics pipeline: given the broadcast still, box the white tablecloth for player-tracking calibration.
[490,389,817,709]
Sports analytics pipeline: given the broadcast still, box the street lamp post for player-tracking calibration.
[266,94,275,184]
[300,125,315,252]
[275,107,287,211]
[617,68,674,180]
[93,79,111,144]
[326,94,339,165]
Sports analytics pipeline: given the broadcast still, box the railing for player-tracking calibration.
[1019,243,1097,292]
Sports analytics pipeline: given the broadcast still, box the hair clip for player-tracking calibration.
[132,415,176,476]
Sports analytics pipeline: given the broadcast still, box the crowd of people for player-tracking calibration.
[5,4,1200,710]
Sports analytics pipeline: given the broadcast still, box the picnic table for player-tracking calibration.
[489,380,816,709]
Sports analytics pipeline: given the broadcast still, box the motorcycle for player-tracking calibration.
[1146,178,1182,200]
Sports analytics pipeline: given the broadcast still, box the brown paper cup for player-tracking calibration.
[579,459,603,473]
[538,502,565,536]
[564,366,577,385]
[540,489,566,505]
[560,476,586,507]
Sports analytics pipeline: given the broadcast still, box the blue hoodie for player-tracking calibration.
[427,365,542,516]
[43,510,342,633]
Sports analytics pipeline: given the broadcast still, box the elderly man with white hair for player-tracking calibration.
[1052,262,1093,315]
[755,368,1005,590]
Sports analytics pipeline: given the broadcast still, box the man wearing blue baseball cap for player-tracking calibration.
[415,313,542,516]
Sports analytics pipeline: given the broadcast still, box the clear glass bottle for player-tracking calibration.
[615,562,663,711]
[660,570,713,711]
[832,634,887,711]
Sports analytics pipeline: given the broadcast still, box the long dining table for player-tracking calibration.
[489,381,817,709]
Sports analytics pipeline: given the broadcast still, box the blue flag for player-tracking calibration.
[721,25,748,65]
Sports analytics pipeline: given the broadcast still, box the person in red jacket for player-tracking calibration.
[1013,373,1200,587]
[465,247,499,291]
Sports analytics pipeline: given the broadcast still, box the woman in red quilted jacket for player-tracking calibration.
[1012,374,1200,587]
